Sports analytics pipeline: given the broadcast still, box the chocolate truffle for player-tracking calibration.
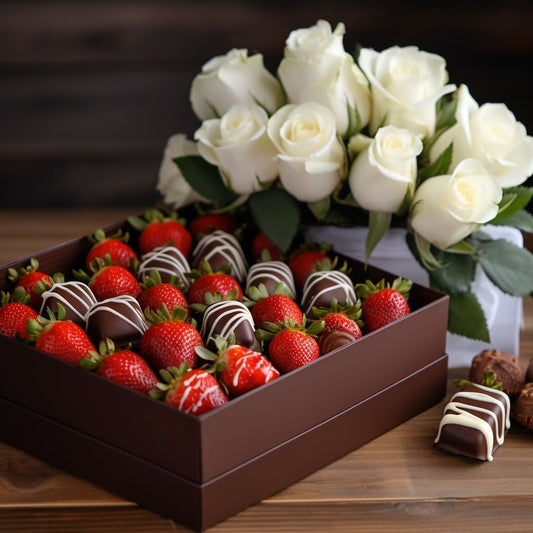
[526,360,533,383]
[192,230,247,282]
[469,349,525,398]
[245,261,296,299]
[200,300,261,352]
[40,281,97,325]
[301,270,357,317]
[319,330,357,355]
[137,245,191,290]
[435,383,511,461]
[86,295,147,347]
[511,382,533,429]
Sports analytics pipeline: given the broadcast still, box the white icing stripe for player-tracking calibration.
[245,261,296,297]
[86,297,147,334]
[138,246,191,287]
[301,270,356,314]
[41,282,97,320]
[200,301,254,340]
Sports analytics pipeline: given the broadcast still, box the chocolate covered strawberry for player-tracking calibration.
[140,306,202,370]
[197,335,279,397]
[85,228,138,270]
[355,277,412,332]
[129,209,192,257]
[26,304,97,364]
[81,339,158,395]
[0,289,38,339]
[137,270,189,316]
[150,363,228,415]
[8,258,63,310]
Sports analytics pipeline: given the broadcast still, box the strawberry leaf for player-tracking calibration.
[174,155,237,206]
[447,292,490,342]
[249,188,301,253]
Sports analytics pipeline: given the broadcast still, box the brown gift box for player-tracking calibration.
[0,220,449,531]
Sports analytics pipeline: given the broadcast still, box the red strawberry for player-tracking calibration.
[26,305,97,364]
[129,209,192,257]
[252,233,282,261]
[312,300,363,340]
[355,277,412,332]
[150,363,228,415]
[140,306,202,370]
[0,289,39,339]
[137,270,189,316]
[267,327,321,374]
[75,259,141,301]
[188,214,238,239]
[197,335,280,397]
[85,228,138,270]
[187,260,243,307]
[81,339,158,395]
[251,294,303,329]
[288,249,331,288]
[8,258,62,310]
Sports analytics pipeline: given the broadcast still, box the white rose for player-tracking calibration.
[267,102,346,203]
[410,158,502,249]
[349,126,423,213]
[430,84,533,188]
[194,103,278,194]
[157,134,208,208]
[358,45,456,138]
[278,20,370,137]
[190,48,285,121]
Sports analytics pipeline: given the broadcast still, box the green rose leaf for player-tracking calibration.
[249,188,301,252]
[429,249,476,294]
[490,186,533,225]
[417,142,453,185]
[365,211,391,265]
[476,238,533,296]
[448,292,490,342]
[174,155,237,205]
[308,197,331,221]
[490,208,533,233]
[435,92,459,132]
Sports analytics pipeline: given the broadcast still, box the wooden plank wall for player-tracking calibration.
[1,0,532,208]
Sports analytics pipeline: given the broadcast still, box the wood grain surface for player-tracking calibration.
[0,209,532,532]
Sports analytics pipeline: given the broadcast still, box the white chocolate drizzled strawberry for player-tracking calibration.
[245,261,296,299]
[86,295,147,346]
[301,270,356,316]
[192,230,248,282]
[200,300,260,352]
[138,245,191,289]
[40,281,97,325]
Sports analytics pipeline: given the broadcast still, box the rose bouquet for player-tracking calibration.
[156,19,533,342]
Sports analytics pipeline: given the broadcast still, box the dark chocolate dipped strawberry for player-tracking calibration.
[137,244,191,291]
[40,281,97,326]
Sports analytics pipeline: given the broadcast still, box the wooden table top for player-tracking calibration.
[1,209,532,532]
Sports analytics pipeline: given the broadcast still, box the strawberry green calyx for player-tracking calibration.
[1,287,30,306]
[189,288,240,314]
[79,338,127,371]
[195,333,235,367]
[149,362,190,400]
[311,298,363,324]
[139,269,185,292]
[144,303,193,327]
[7,258,41,283]
[128,207,186,232]
[355,277,413,301]
[25,302,68,340]
[453,371,504,391]
[245,282,292,305]
[256,315,324,343]
[186,258,232,281]
[87,228,131,245]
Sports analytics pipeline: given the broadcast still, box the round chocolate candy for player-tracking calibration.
[86,295,147,347]
[469,349,525,398]
[192,230,247,282]
[200,299,261,352]
[301,270,357,317]
[137,245,191,290]
[40,281,97,325]
[245,261,296,299]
